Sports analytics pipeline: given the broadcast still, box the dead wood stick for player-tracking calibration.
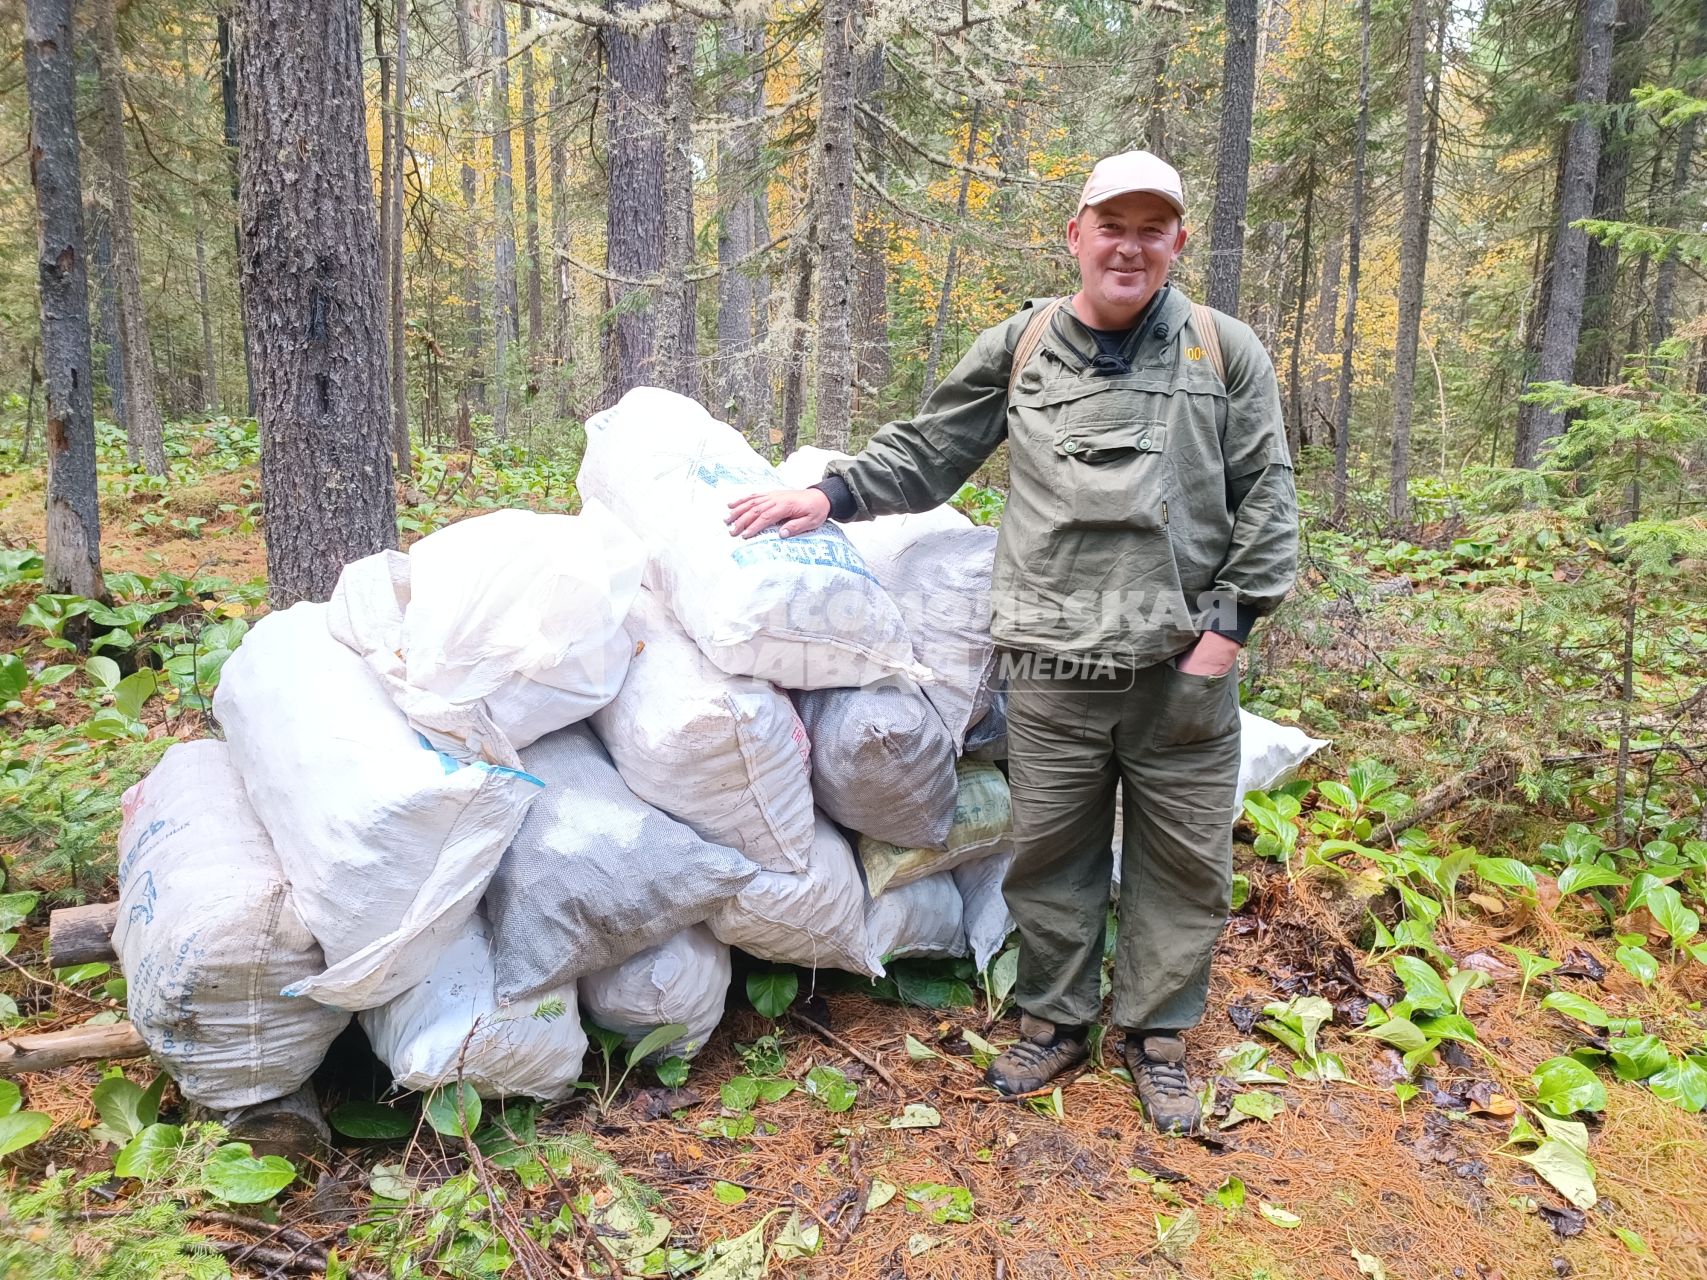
[188,1235,382,1279]
[1371,756,1518,848]
[47,902,119,966]
[0,1020,147,1075]
[787,1011,902,1094]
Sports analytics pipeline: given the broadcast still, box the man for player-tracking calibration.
[726,151,1297,1134]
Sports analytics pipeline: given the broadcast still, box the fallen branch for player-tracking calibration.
[0,1020,146,1075]
[47,901,119,966]
[787,1011,902,1094]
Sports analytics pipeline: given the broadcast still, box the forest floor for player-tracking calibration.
[0,421,1703,1280]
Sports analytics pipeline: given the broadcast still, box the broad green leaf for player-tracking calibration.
[1219,1091,1283,1129]
[0,1111,50,1159]
[804,1065,858,1113]
[330,1101,415,1140]
[1214,1176,1246,1210]
[1540,991,1613,1027]
[1648,1056,1707,1112]
[752,1078,795,1103]
[1359,1017,1431,1054]
[472,1102,538,1168]
[770,1210,821,1262]
[1154,1208,1199,1261]
[84,656,121,693]
[202,1143,297,1203]
[589,1199,672,1262]
[1555,864,1628,896]
[713,1181,749,1205]
[368,1162,414,1200]
[866,1179,898,1211]
[1218,1041,1286,1083]
[0,1082,19,1118]
[0,893,38,934]
[84,708,142,740]
[1511,1133,1597,1209]
[904,1182,974,1224]
[988,947,1019,1003]
[114,1123,183,1179]
[424,1081,482,1137]
[627,1022,690,1066]
[1258,1202,1301,1229]
[746,970,797,1019]
[1446,968,1490,1008]
[91,1072,166,1145]
[1612,1226,1649,1257]
[1644,885,1701,946]
[112,670,157,721]
[698,1210,783,1280]
[1614,944,1659,986]
[890,1103,942,1129]
[961,1028,999,1067]
[720,1075,760,1112]
[1531,1057,1607,1116]
[54,962,110,987]
[1390,957,1453,1015]
[0,655,27,703]
[1607,1035,1669,1082]
[654,1056,690,1089]
[904,1035,941,1061]
[1476,858,1538,892]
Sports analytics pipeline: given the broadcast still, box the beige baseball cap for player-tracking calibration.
[1078,150,1186,217]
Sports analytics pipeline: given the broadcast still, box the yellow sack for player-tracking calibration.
[859,760,1012,896]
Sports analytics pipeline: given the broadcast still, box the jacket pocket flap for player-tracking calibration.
[1054,421,1166,462]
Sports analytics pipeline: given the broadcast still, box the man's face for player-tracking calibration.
[1066,191,1188,326]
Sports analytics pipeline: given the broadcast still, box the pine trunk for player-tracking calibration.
[490,0,518,440]
[1307,233,1342,447]
[1333,0,1372,522]
[1207,0,1258,316]
[920,102,983,410]
[1515,0,1617,468]
[237,0,397,605]
[813,0,856,451]
[781,212,816,453]
[25,0,105,602]
[93,0,168,476]
[853,37,889,423]
[89,203,126,431]
[716,20,763,435]
[519,6,544,368]
[548,48,576,420]
[196,223,217,412]
[218,14,254,415]
[656,17,699,399]
[1284,173,1313,461]
[603,0,666,404]
[389,0,410,476]
[1388,0,1432,524]
[453,0,484,415]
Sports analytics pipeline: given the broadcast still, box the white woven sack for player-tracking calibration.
[859,760,1012,896]
[488,725,759,1000]
[580,926,730,1061]
[952,847,1016,971]
[790,680,957,850]
[864,872,967,970]
[579,387,919,688]
[589,589,814,872]
[359,912,586,1100]
[215,603,542,1010]
[775,447,971,563]
[114,740,350,1110]
[708,811,878,977]
[1238,710,1329,803]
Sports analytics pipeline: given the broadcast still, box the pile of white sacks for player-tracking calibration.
[112,387,1324,1111]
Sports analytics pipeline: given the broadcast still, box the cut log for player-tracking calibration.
[48,901,119,966]
[0,1020,146,1075]
[188,1083,331,1163]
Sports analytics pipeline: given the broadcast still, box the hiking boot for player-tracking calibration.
[1126,1033,1201,1135]
[985,1013,1089,1095]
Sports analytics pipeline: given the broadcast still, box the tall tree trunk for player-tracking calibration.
[1284,169,1314,461]
[453,0,484,417]
[1652,0,1706,346]
[519,5,544,368]
[750,155,774,433]
[490,0,518,439]
[603,0,666,403]
[1515,0,1617,468]
[1576,0,1651,388]
[389,0,410,475]
[218,12,254,415]
[813,0,856,450]
[1307,233,1342,447]
[25,0,105,602]
[1333,0,1372,523]
[1207,0,1258,316]
[238,0,397,605]
[853,35,889,424]
[656,17,698,398]
[1388,0,1432,523]
[89,202,127,431]
[548,48,576,420]
[781,209,816,453]
[93,0,168,476]
[195,224,217,413]
[716,19,763,434]
[919,102,983,409]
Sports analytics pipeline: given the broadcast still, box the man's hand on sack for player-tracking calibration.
[1175,631,1241,677]
[726,488,832,539]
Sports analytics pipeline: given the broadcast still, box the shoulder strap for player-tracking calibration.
[1190,301,1227,385]
[1007,297,1068,401]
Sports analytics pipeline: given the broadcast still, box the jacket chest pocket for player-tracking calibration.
[1051,392,1169,531]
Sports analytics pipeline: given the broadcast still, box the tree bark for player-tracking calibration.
[1387,0,1432,524]
[519,5,544,369]
[218,12,254,415]
[1333,0,1372,523]
[655,17,699,399]
[919,101,983,410]
[1651,48,1702,345]
[237,0,397,606]
[1284,169,1313,462]
[88,201,126,431]
[813,0,856,451]
[195,223,218,413]
[1575,0,1651,388]
[490,0,518,439]
[1207,0,1258,316]
[1307,233,1342,448]
[716,19,764,434]
[781,209,816,454]
[853,35,889,424]
[26,0,106,602]
[548,47,576,420]
[93,0,168,476]
[453,0,485,416]
[603,0,666,404]
[389,0,410,475]
[1515,0,1617,468]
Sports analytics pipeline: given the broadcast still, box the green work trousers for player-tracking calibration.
[1001,656,1241,1033]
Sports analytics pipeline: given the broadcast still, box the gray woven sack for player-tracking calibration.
[791,679,958,850]
[488,724,761,1002]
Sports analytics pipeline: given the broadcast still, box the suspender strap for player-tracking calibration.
[1190,301,1226,384]
[1006,297,1068,400]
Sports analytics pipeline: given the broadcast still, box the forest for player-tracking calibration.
[1,0,1706,1276]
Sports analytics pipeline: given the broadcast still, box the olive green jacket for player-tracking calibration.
[822,288,1298,667]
